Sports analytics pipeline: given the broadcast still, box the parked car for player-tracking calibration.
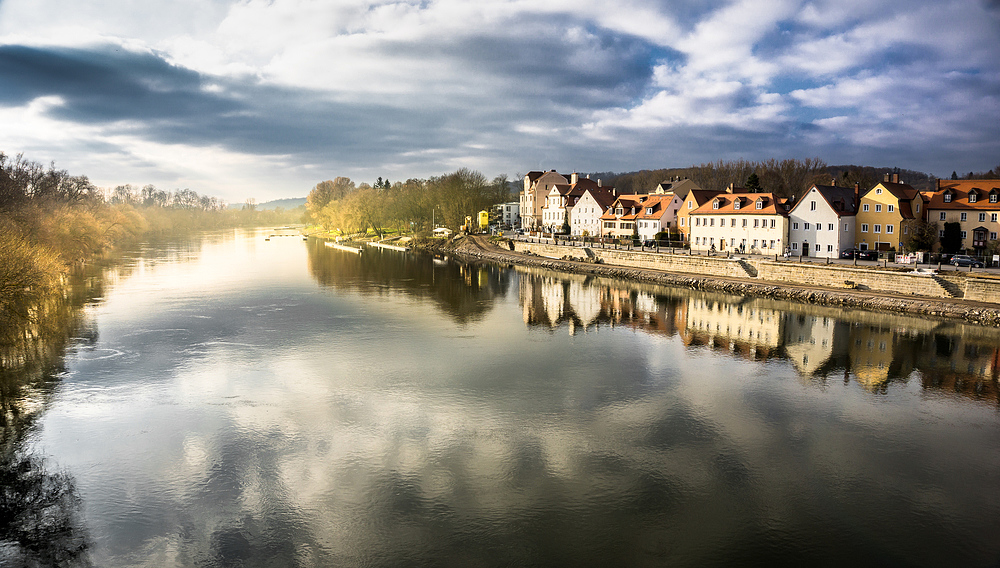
[840,248,877,260]
[950,254,984,268]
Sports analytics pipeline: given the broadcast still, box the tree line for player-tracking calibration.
[0,151,297,337]
[305,168,509,237]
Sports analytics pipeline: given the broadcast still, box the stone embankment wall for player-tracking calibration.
[753,262,950,298]
[509,239,1000,308]
[966,279,1000,304]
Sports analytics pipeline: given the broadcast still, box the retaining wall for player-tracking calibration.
[965,279,1000,304]
[752,261,949,298]
[513,242,749,278]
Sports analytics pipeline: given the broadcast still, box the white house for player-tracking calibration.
[497,202,520,227]
[688,192,790,253]
[787,183,858,258]
[571,187,617,237]
[634,193,683,241]
[519,170,568,230]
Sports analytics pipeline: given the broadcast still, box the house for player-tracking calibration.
[519,170,568,230]
[496,202,520,227]
[787,182,859,258]
[688,192,790,253]
[676,189,724,244]
[854,173,926,252]
[539,174,612,233]
[924,179,1000,254]
[634,193,683,241]
[655,177,702,199]
[600,195,645,238]
[571,186,617,237]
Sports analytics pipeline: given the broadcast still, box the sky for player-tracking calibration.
[0,0,998,203]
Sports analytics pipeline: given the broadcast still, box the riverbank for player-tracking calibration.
[434,235,1000,327]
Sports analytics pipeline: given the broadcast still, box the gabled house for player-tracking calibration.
[540,174,612,233]
[688,192,790,253]
[571,187,617,237]
[925,179,1000,254]
[855,173,926,252]
[787,182,859,258]
[519,170,568,230]
[600,195,645,238]
[634,193,683,241]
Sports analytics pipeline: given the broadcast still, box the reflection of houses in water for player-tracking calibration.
[914,332,1000,402]
[783,314,850,378]
[517,268,683,336]
[681,297,784,360]
[846,323,918,392]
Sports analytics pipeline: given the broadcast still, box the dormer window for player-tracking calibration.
[990,191,998,203]
[755,199,763,210]
[646,207,653,215]
[943,192,952,203]
[615,207,623,215]
[734,200,741,210]
[713,201,720,209]
[969,192,977,203]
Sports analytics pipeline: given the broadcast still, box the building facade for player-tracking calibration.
[924,179,1000,255]
[854,173,926,252]
[688,192,790,253]
[787,183,858,258]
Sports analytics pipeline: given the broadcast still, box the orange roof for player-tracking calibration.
[926,180,1000,211]
[690,192,789,216]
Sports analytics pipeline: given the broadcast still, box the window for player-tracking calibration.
[756,200,763,209]
[874,224,881,233]
[939,230,945,238]
[961,230,967,239]
[792,243,798,250]
[742,219,747,227]
[875,204,882,212]
[734,200,741,210]
[916,204,920,213]
[813,244,819,252]
[713,201,719,209]
[730,238,735,246]
[646,207,653,214]
[770,240,775,249]
[876,188,882,194]
[863,204,869,212]
[961,212,967,221]
[754,219,759,228]
[886,224,893,234]
[615,207,622,215]
[771,219,775,229]
[680,217,685,226]
[710,218,715,227]
[939,212,947,221]
[810,201,816,211]
[991,232,998,240]
[862,224,869,233]
[793,222,799,230]
[992,213,998,222]
[844,223,848,232]
[731,219,736,227]
[991,193,998,203]
[688,201,693,209]
[944,193,952,202]
[753,239,758,248]
[827,245,834,252]
[804,222,810,230]
[969,193,977,203]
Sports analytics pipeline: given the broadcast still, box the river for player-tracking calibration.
[2,228,999,567]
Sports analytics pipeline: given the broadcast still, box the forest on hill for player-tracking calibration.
[587,160,1000,197]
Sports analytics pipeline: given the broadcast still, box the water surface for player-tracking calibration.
[4,228,1000,567]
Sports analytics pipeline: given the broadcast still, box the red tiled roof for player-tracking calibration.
[690,192,789,216]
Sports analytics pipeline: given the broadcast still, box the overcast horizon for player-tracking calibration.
[1,0,998,204]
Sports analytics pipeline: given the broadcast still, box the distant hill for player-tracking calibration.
[229,197,306,210]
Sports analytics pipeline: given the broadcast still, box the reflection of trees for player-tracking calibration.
[306,240,510,324]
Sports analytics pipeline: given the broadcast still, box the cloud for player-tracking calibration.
[0,0,998,200]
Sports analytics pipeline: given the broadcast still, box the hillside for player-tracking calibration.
[229,197,307,210]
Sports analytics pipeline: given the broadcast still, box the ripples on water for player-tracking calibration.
[1,228,999,567]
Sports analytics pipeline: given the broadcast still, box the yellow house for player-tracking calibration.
[676,189,723,243]
[855,173,926,252]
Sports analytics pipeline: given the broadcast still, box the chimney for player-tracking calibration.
[892,172,899,184]
[831,178,837,186]
[597,179,602,187]
[854,182,860,211]
[571,172,579,184]
[726,182,734,193]
[586,174,590,179]
[884,173,890,183]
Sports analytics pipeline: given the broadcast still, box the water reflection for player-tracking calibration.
[9,231,1000,567]
[515,265,1000,402]
[307,240,511,324]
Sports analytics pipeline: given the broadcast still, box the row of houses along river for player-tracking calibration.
[2,227,998,567]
